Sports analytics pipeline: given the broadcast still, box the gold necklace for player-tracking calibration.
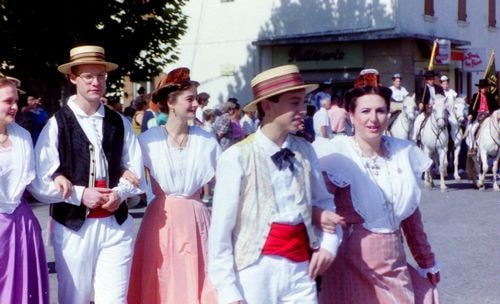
[165,127,189,150]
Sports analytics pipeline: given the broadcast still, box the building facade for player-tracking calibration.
[168,0,499,107]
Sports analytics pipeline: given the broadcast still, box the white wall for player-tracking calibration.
[172,0,500,106]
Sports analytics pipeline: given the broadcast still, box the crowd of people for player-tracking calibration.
[1,43,498,304]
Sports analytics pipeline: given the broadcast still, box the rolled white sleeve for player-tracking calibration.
[309,148,342,255]
[208,147,244,304]
[113,116,145,202]
[29,117,83,205]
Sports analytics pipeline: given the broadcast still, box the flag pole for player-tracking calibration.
[428,39,438,71]
[421,40,438,106]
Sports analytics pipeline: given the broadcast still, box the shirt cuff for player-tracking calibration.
[217,283,244,304]
[316,226,342,256]
[417,261,441,278]
[67,185,84,206]
[113,177,143,202]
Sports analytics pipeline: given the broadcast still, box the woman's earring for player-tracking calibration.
[171,108,176,117]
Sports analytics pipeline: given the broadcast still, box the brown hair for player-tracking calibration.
[344,85,392,113]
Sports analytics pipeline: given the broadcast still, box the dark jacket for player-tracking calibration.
[469,92,499,121]
[420,84,445,110]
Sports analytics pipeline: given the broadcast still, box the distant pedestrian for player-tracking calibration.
[21,95,49,144]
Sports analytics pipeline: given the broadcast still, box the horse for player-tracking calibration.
[387,94,417,140]
[446,96,467,180]
[419,94,449,191]
[466,109,500,191]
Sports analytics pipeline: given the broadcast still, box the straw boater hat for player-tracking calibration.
[243,65,318,112]
[58,45,118,74]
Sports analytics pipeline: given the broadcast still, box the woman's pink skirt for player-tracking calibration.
[128,194,217,304]
[319,224,439,304]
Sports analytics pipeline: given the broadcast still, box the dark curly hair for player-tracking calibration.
[344,85,392,113]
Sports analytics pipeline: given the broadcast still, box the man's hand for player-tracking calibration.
[308,248,335,279]
[312,207,346,234]
[54,175,72,199]
[418,103,424,112]
[101,190,121,212]
[81,187,112,209]
[427,271,440,286]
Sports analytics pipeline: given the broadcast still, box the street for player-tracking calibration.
[31,177,500,304]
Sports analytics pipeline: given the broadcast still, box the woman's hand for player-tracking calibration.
[121,169,139,187]
[54,175,72,199]
[312,207,346,233]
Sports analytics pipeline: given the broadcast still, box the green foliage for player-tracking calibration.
[0,0,187,109]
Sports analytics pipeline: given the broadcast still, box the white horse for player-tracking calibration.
[447,96,466,180]
[387,94,417,140]
[419,95,449,190]
[467,109,500,191]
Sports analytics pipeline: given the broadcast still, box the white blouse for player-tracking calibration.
[313,135,432,233]
[0,123,35,214]
[139,125,221,197]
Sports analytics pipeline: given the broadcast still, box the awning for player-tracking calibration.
[253,30,470,47]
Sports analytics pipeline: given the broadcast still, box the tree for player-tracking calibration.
[0,0,188,112]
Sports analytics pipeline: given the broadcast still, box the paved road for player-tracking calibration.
[31,177,499,304]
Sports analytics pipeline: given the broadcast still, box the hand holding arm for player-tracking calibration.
[312,206,346,233]
[53,175,73,199]
[81,187,111,209]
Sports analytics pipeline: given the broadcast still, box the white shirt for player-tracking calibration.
[30,99,145,205]
[313,107,332,138]
[139,126,221,197]
[209,128,341,303]
[390,85,409,102]
[0,123,35,214]
[314,136,432,233]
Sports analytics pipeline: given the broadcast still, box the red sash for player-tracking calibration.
[87,179,113,218]
[261,222,310,262]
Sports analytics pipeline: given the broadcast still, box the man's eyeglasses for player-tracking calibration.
[78,73,108,84]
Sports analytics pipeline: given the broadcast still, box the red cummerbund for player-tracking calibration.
[87,179,113,218]
[262,222,309,262]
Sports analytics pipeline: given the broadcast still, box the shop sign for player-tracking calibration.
[462,48,486,72]
[272,43,363,70]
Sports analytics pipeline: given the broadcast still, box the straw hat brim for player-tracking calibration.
[243,83,318,112]
[57,61,118,74]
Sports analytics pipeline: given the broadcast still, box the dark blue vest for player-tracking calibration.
[50,105,127,231]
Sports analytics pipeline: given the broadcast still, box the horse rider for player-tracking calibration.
[467,78,499,152]
[413,70,445,144]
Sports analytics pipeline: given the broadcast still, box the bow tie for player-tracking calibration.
[271,148,295,172]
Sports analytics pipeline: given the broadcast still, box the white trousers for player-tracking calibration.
[237,255,317,304]
[51,215,134,304]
